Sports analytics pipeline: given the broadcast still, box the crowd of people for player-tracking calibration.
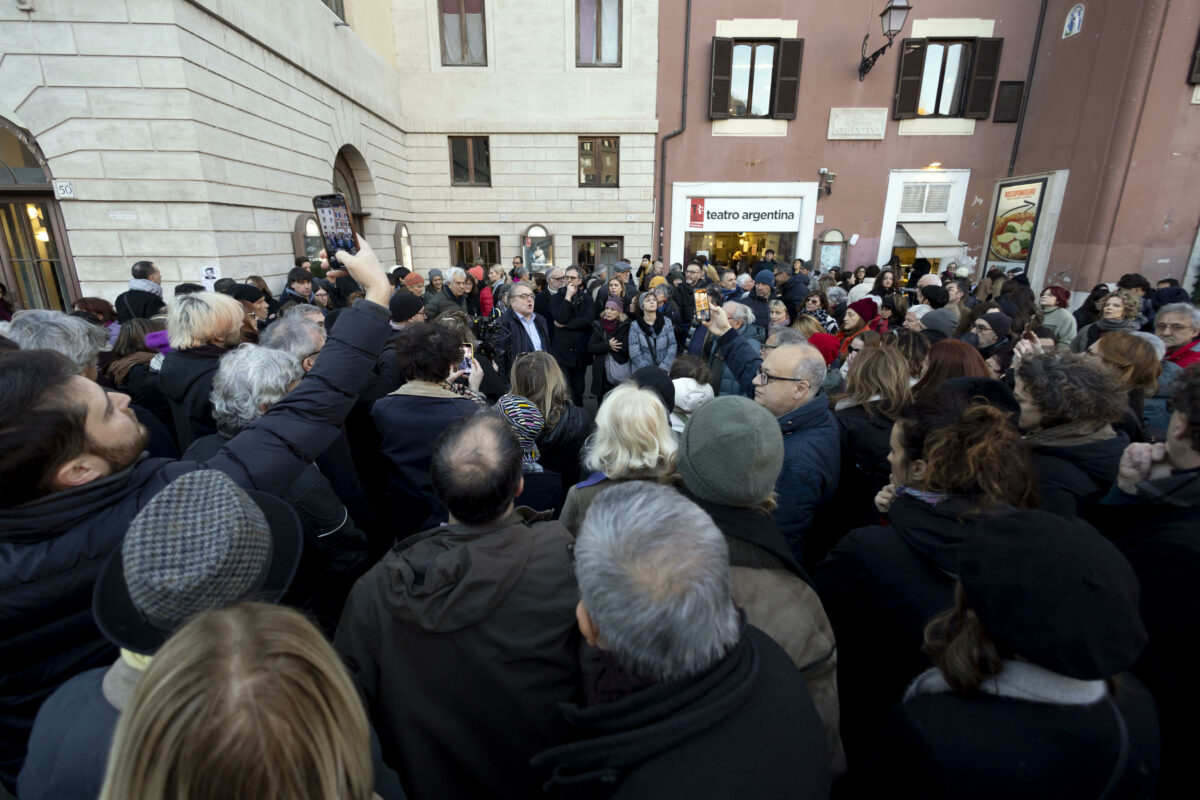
[1,239,1198,799]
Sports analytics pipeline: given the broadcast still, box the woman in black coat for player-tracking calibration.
[814,382,1041,773]
[104,317,175,439]
[865,515,1158,799]
[586,298,631,401]
[1014,351,1129,517]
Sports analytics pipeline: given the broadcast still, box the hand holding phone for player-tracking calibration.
[694,289,711,323]
[459,343,474,375]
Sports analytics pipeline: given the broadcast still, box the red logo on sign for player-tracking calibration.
[689,198,705,229]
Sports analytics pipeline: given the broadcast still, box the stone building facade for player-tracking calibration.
[0,0,658,306]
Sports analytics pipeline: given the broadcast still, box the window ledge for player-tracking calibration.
[898,118,976,136]
[712,118,788,137]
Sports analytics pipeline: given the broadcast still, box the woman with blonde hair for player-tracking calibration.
[792,313,824,338]
[99,602,398,800]
[160,290,245,448]
[510,350,592,484]
[559,383,677,533]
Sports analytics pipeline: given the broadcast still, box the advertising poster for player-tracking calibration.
[987,179,1047,271]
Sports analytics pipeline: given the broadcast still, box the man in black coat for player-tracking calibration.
[549,265,595,405]
[0,241,391,791]
[1087,364,1200,797]
[496,282,550,378]
[337,414,580,800]
[775,263,809,319]
[113,260,166,322]
[533,483,830,799]
[534,266,566,328]
[671,261,707,327]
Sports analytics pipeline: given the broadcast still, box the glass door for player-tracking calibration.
[449,236,500,266]
[0,199,72,311]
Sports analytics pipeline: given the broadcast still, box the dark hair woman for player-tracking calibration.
[814,381,1039,769]
[73,297,121,348]
[869,268,899,300]
[1007,285,1042,337]
[1014,351,1128,517]
[865,518,1157,798]
[801,290,840,334]
[104,317,174,435]
[912,339,991,399]
[1073,283,1111,329]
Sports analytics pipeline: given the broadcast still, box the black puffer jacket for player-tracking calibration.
[537,402,593,487]
[157,345,225,450]
[0,301,389,788]
[549,288,595,368]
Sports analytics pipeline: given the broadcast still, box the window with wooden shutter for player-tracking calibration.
[709,37,734,120]
[963,38,1003,119]
[771,39,804,120]
[893,39,926,119]
[993,81,1024,122]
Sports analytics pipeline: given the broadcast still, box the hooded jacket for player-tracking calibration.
[669,378,715,433]
[335,508,581,800]
[532,625,831,800]
[0,302,390,788]
[813,498,1075,768]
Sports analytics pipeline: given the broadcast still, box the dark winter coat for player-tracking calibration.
[113,288,165,322]
[371,383,479,538]
[778,275,808,318]
[424,286,468,320]
[741,291,774,327]
[532,625,831,800]
[772,397,841,561]
[549,287,596,368]
[537,403,593,487]
[867,679,1159,799]
[114,361,174,438]
[496,308,551,379]
[185,432,371,634]
[813,499,1077,768]
[0,301,390,788]
[825,402,895,540]
[335,507,581,800]
[157,344,226,450]
[1086,470,1200,798]
[588,318,632,399]
[1027,431,1127,517]
[373,329,407,393]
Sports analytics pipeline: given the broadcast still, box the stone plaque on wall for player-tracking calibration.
[827,108,888,140]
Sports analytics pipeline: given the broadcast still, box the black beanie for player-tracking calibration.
[389,292,425,323]
[633,366,675,417]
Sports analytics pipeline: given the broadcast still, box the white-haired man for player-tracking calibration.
[424,266,469,320]
[534,482,830,798]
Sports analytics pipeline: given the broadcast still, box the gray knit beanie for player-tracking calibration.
[921,308,958,337]
[677,396,784,508]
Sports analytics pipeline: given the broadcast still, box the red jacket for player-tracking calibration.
[1165,337,1200,369]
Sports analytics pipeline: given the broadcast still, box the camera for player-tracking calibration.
[470,314,511,362]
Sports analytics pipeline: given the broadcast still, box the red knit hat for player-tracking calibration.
[403,272,424,288]
[807,333,840,366]
[848,298,879,322]
[468,266,485,282]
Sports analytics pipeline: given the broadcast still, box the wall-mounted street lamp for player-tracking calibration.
[858,0,913,81]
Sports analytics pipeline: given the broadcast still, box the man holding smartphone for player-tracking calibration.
[549,266,595,405]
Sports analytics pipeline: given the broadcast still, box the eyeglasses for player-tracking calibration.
[756,366,808,385]
[566,276,582,283]
[511,292,534,300]
[1155,322,1191,332]
[972,323,993,333]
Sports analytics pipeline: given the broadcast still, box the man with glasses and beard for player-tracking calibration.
[0,240,393,792]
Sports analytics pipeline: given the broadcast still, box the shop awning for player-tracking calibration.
[899,222,965,259]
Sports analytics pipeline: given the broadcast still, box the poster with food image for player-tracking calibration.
[988,179,1046,265]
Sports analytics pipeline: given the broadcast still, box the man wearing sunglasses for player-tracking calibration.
[701,305,840,563]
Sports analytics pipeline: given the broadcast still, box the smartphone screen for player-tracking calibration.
[694,289,711,322]
[312,194,360,260]
[459,343,474,374]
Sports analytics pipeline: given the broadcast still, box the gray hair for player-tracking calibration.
[826,286,848,305]
[259,318,325,362]
[444,267,466,284]
[280,304,324,325]
[1157,302,1200,328]
[723,301,755,326]
[736,273,754,290]
[576,482,739,682]
[6,310,108,373]
[766,328,807,348]
[210,344,303,435]
[778,342,828,386]
[1131,331,1167,360]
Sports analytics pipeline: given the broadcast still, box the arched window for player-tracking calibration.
[393,222,412,268]
[293,213,322,264]
[0,120,79,311]
[522,224,552,267]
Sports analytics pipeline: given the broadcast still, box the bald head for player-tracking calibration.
[917,273,942,288]
[430,414,523,525]
[753,343,825,417]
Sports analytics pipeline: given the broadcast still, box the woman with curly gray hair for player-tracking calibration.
[1070,289,1143,353]
[1014,352,1128,517]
